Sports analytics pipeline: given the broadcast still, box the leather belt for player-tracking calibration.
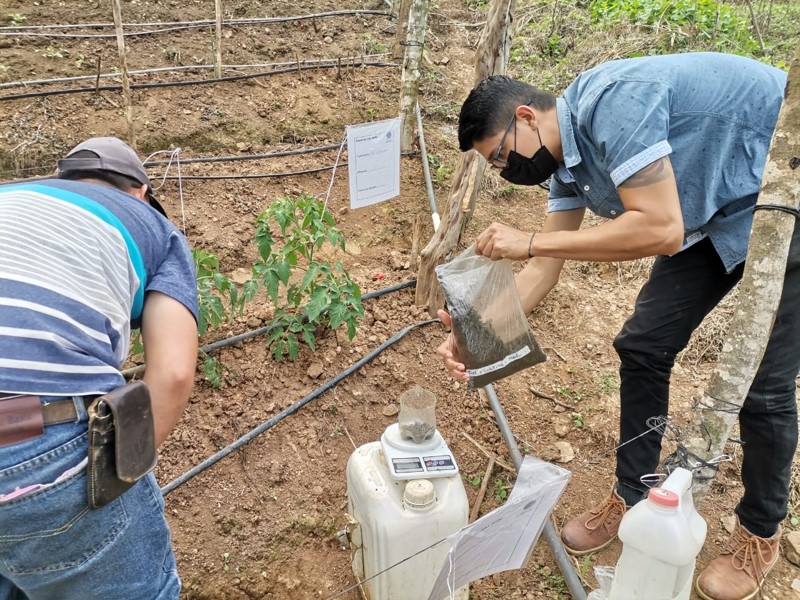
[0,394,95,426]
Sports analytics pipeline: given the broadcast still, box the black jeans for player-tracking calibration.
[612,225,800,538]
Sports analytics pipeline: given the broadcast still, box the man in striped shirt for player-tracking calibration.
[0,137,198,599]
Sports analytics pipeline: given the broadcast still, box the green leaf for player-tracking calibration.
[328,301,348,329]
[346,317,358,341]
[302,326,317,351]
[286,333,300,360]
[305,287,328,323]
[275,260,292,285]
[242,279,260,302]
[264,270,280,304]
[301,262,320,291]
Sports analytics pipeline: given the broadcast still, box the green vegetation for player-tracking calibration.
[246,195,363,361]
[4,13,26,26]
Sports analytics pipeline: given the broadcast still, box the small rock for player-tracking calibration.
[346,241,361,255]
[791,578,800,597]
[372,307,389,322]
[720,515,737,535]
[553,415,571,438]
[554,441,574,463]
[323,36,333,44]
[307,362,324,379]
[229,268,251,285]
[382,404,399,417]
[246,316,261,328]
[785,531,800,566]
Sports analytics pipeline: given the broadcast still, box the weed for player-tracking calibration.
[222,552,230,572]
[330,424,343,437]
[163,48,180,63]
[494,477,510,503]
[557,386,583,402]
[536,564,568,597]
[44,46,69,59]
[245,195,363,361]
[75,54,88,69]
[496,184,518,199]
[598,372,620,394]
[572,412,585,428]
[361,34,389,55]
[365,107,378,121]
[466,475,482,486]
[5,13,26,26]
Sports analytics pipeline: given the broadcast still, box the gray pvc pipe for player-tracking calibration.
[483,384,587,600]
[415,103,440,231]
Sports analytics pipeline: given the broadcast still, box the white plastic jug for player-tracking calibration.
[608,468,707,600]
[346,441,469,600]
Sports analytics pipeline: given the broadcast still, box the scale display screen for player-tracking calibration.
[392,457,424,473]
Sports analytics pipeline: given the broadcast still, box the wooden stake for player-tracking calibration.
[214,0,223,78]
[469,457,495,523]
[397,0,429,153]
[393,0,413,60]
[109,0,135,148]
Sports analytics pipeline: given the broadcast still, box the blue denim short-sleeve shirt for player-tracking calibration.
[548,52,787,272]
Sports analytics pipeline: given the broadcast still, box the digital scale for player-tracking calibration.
[380,423,459,481]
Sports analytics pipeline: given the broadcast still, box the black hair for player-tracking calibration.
[57,150,143,192]
[457,75,556,152]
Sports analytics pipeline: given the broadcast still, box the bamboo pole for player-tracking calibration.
[214,0,223,78]
[683,45,800,502]
[109,0,135,148]
[398,0,429,153]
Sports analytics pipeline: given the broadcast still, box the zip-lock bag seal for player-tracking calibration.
[87,381,156,509]
[436,245,547,390]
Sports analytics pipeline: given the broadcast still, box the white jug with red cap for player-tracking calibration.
[607,467,707,600]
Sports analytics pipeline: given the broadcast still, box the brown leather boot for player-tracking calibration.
[695,517,781,600]
[560,489,626,555]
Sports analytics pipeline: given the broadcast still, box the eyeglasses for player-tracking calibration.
[490,99,533,170]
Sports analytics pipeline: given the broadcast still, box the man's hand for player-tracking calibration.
[436,309,470,383]
[475,223,532,261]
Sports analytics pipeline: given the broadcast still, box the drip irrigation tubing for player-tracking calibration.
[161,316,438,496]
[0,60,399,102]
[0,54,391,90]
[145,144,343,166]
[152,164,344,180]
[122,279,417,379]
[0,10,393,37]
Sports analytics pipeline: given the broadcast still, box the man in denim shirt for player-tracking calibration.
[438,53,791,600]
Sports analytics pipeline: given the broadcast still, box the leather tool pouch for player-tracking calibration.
[87,381,156,509]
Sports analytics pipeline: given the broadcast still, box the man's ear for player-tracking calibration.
[516,104,537,128]
[129,184,149,202]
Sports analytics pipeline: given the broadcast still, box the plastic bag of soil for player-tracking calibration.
[435,245,546,390]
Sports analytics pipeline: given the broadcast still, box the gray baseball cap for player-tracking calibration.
[58,137,167,218]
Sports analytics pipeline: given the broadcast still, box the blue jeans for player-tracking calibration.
[0,399,180,600]
[612,223,800,538]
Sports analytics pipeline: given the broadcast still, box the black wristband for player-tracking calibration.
[528,231,536,259]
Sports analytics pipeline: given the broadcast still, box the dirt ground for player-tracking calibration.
[1,1,798,598]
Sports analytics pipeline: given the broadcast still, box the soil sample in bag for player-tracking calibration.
[436,246,547,390]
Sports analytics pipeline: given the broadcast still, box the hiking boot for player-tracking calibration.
[560,489,626,555]
[695,517,781,600]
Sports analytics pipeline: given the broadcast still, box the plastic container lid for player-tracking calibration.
[403,479,437,510]
[648,487,679,508]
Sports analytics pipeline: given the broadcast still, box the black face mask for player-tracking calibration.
[499,127,559,186]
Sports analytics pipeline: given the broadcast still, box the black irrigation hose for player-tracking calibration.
[0,10,392,34]
[161,316,439,496]
[0,61,399,102]
[121,280,417,378]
